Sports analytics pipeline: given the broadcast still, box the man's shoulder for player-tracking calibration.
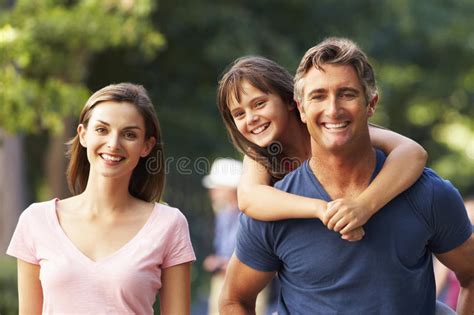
[404,167,460,212]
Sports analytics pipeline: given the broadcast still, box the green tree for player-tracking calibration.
[0,0,164,134]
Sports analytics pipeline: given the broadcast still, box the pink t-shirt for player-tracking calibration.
[7,199,196,314]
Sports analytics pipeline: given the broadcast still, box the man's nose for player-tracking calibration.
[325,96,340,117]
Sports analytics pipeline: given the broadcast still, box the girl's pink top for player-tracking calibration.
[7,199,196,314]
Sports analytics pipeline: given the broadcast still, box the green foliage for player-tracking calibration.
[144,0,474,193]
[0,0,165,134]
[0,257,18,315]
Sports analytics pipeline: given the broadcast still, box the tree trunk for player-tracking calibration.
[0,130,27,254]
[45,119,75,200]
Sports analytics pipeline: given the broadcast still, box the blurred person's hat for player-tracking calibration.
[202,158,243,189]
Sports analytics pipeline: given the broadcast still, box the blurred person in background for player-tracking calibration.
[202,158,271,315]
[6,83,195,314]
[435,197,474,311]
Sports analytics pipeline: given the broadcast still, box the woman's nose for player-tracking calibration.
[106,134,121,150]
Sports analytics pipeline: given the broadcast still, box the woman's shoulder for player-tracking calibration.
[154,202,189,225]
[20,199,56,220]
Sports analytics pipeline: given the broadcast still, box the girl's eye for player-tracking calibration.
[232,111,244,119]
[255,101,266,108]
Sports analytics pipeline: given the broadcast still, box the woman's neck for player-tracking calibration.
[79,173,135,216]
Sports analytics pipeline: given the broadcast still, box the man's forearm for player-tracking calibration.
[219,301,256,315]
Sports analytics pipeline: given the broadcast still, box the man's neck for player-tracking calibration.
[280,121,311,163]
[309,143,377,200]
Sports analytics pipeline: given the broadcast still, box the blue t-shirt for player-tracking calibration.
[236,150,472,315]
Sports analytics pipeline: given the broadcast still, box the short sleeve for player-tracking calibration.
[235,214,281,272]
[161,212,196,269]
[6,206,39,264]
[429,179,472,253]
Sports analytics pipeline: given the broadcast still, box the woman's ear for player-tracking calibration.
[77,124,87,147]
[141,136,156,157]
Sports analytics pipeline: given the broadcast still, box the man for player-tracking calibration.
[219,37,474,314]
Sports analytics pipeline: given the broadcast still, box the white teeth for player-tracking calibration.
[101,154,122,162]
[325,122,348,129]
[251,123,269,134]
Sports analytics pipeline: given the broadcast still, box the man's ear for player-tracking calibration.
[296,99,307,124]
[77,124,87,147]
[141,137,156,157]
[367,94,378,117]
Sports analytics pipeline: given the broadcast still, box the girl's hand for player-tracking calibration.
[323,198,374,236]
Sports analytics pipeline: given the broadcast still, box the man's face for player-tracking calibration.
[208,187,238,211]
[297,64,376,153]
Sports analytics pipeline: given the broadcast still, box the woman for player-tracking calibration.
[7,83,195,314]
[217,56,427,240]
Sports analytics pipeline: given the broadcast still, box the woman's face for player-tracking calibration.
[78,101,156,182]
[228,80,295,148]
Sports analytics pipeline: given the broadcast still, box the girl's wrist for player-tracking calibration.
[314,199,327,220]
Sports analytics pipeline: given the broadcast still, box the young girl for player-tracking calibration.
[7,83,195,314]
[217,56,427,240]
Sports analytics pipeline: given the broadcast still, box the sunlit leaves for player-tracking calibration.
[0,0,164,134]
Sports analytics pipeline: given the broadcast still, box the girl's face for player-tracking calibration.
[78,101,156,182]
[228,80,295,148]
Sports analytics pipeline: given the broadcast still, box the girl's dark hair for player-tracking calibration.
[217,56,302,179]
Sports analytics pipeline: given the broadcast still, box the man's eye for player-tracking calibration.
[310,95,324,101]
[341,92,356,98]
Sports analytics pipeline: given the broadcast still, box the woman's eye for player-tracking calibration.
[255,101,266,108]
[124,132,137,139]
[95,127,106,134]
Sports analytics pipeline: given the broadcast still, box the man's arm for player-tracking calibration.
[435,234,474,315]
[219,254,276,314]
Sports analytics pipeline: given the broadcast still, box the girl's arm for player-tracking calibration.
[324,126,428,234]
[159,262,192,315]
[238,155,325,220]
[18,259,43,315]
[238,155,364,241]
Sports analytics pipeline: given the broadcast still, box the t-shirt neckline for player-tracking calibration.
[47,198,159,265]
